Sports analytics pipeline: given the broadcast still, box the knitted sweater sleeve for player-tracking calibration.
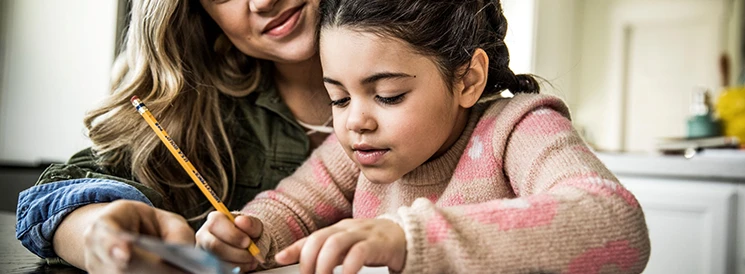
[383,95,650,273]
[240,135,360,268]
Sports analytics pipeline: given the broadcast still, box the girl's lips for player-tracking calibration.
[354,149,389,166]
[263,5,304,37]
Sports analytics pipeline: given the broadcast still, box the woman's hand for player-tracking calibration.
[196,211,265,272]
[54,199,195,273]
[275,218,407,274]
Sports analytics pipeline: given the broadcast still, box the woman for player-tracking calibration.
[15,0,329,272]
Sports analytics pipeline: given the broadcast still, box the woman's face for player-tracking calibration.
[199,0,320,63]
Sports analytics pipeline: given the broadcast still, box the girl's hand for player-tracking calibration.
[195,211,264,272]
[79,200,195,273]
[275,218,407,274]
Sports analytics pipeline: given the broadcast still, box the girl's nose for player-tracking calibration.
[249,0,278,13]
[346,103,377,134]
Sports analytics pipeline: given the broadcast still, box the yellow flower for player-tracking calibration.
[716,87,745,142]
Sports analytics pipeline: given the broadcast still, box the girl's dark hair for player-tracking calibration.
[319,0,539,95]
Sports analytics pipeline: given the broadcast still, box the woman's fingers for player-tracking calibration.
[155,209,195,245]
[84,250,112,274]
[81,202,143,271]
[84,218,132,268]
[94,246,189,274]
[127,257,188,274]
[103,200,160,235]
[83,200,196,272]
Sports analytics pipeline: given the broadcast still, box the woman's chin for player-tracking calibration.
[279,49,317,64]
[270,36,318,64]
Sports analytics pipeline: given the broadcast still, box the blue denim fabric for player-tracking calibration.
[16,179,152,258]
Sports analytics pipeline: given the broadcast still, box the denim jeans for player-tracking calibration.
[16,179,151,258]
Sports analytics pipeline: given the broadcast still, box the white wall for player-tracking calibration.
[502,0,537,75]
[532,0,582,108]
[505,0,585,115]
[0,1,534,165]
[727,0,743,86]
[0,0,118,164]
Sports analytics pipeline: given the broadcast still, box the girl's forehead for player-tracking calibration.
[319,28,449,88]
[320,27,420,56]
[320,30,420,63]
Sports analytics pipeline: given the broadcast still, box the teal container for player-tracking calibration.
[687,89,722,139]
[687,113,721,138]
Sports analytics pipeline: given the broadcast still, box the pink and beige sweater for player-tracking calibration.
[242,94,650,273]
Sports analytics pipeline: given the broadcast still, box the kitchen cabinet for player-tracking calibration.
[599,153,745,274]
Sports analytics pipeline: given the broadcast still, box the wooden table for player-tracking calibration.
[0,212,84,274]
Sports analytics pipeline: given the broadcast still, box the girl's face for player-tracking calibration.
[320,28,470,184]
[199,0,320,63]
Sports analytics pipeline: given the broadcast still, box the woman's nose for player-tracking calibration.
[249,0,278,13]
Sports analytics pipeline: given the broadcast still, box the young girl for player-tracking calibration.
[197,0,651,273]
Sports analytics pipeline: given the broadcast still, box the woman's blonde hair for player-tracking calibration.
[84,0,264,220]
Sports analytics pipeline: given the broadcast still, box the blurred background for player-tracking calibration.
[1,0,744,273]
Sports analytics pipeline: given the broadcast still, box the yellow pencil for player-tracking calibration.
[130,96,264,264]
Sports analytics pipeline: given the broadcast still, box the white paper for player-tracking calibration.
[256,264,389,274]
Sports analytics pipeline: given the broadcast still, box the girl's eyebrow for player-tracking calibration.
[360,72,415,85]
[323,77,344,87]
[323,72,415,87]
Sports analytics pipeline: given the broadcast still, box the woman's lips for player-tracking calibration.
[263,5,304,37]
[354,149,389,166]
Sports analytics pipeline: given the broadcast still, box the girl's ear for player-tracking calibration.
[456,48,488,108]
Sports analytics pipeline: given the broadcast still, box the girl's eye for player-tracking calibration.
[375,93,406,105]
[330,97,350,107]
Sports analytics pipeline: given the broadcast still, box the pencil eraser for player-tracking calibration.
[131,96,140,103]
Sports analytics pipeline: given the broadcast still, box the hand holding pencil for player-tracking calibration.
[130,96,264,264]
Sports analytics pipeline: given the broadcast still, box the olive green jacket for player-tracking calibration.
[32,85,311,230]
